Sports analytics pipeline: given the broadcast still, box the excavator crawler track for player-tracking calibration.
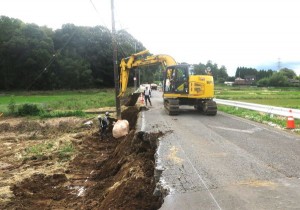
[203,100,217,116]
[164,99,179,115]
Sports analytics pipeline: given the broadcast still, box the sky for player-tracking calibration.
[1,0,300,76]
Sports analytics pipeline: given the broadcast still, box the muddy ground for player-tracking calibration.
[0,106,163,210]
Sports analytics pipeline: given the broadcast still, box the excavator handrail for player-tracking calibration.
[119,50,177,97]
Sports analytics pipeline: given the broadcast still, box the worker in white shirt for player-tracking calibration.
[143,86,152,106]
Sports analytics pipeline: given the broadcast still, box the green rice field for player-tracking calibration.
[215,86,300,109]
[0,89,116,113]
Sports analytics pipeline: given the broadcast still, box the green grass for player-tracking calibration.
[24,141,75,161]
[58,143,75,161]
[40,110,86,118]
[216,86,300,133]
[25,143,48,156]
[218,105,300,131]
[0,89,116,116]
[215,86,300,109]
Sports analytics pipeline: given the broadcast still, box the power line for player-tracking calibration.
[27,31,76,90]
[87,0,137,58]
[88,0,109,29]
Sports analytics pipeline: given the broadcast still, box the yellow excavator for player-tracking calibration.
[119,50,217,115]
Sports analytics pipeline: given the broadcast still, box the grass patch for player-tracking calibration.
[25,144,47,156]
[215,86,300,109]
[219,105,300,133]
[0,89,116,118]
[40,110,86,118]
[58,143,75,161]
[24,141,75,161]
[0,89,116,114]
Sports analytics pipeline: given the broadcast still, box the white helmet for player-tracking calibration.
[105,112,109,116]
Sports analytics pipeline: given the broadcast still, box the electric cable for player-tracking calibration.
[87,0,137,58]
[27,31,76,90]
[88,0,109,29]
[28,1,142,90]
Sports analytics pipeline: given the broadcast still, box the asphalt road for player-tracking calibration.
[137,90,300,210]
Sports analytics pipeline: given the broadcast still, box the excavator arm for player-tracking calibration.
[119,50,177,97]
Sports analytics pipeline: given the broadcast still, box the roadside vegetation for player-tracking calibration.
[215,86,300,133]
[215,86,300,108]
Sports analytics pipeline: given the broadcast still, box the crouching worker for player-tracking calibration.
[98,112,110,139]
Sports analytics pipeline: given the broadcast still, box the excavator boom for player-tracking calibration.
[119,50,176,97]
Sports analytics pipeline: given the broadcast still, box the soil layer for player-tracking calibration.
[0,107,163,210]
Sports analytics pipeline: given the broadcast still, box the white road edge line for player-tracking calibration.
[141,111,146,131]
[213,126,258,134]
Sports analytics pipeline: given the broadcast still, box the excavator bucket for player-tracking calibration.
[123,92,141,106]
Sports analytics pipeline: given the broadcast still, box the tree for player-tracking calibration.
[0,16,23,89]
[235,67,257,79]
[193,61,228,83]
[0,17,54,90]
[279,68,296,79]
[256,69,273,81]
[257,77,270,87]
[269,72,289,87]
[193,63,206,75]
[217,65,228,83]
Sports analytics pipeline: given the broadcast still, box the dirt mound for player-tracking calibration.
[87,130,163,210]
[1,107,164,210]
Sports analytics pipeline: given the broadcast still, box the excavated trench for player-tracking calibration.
[0,106,166,210]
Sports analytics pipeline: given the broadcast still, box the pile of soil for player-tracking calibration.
[0,106,164,210]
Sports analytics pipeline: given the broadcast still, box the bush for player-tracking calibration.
[257,78,270,87]
[18,104,42,116]
[269,73,289,87]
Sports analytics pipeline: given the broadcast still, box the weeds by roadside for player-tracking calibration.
[4,101,86,118]
[219,105,300,134]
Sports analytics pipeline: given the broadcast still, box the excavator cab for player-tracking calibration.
[163,65,189,94]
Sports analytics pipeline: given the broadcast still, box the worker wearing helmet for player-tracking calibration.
[98,112,110,139]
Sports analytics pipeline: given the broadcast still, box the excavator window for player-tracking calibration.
[163,65,189,93]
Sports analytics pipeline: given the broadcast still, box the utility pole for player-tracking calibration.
[111,0,121,119]
[134,42,137,90]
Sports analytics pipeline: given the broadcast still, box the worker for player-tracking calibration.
[98,111,110,139]
[165,78,170,91]
[144,86,152,106]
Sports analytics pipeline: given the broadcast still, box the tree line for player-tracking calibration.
[235,67,300,87]
[0,16,145,90]
[1,16,299,90]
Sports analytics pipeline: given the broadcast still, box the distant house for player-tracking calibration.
[234,77,246,85]
[288,78,300,86]
[245,75,256,84]
[234,75,256,85]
